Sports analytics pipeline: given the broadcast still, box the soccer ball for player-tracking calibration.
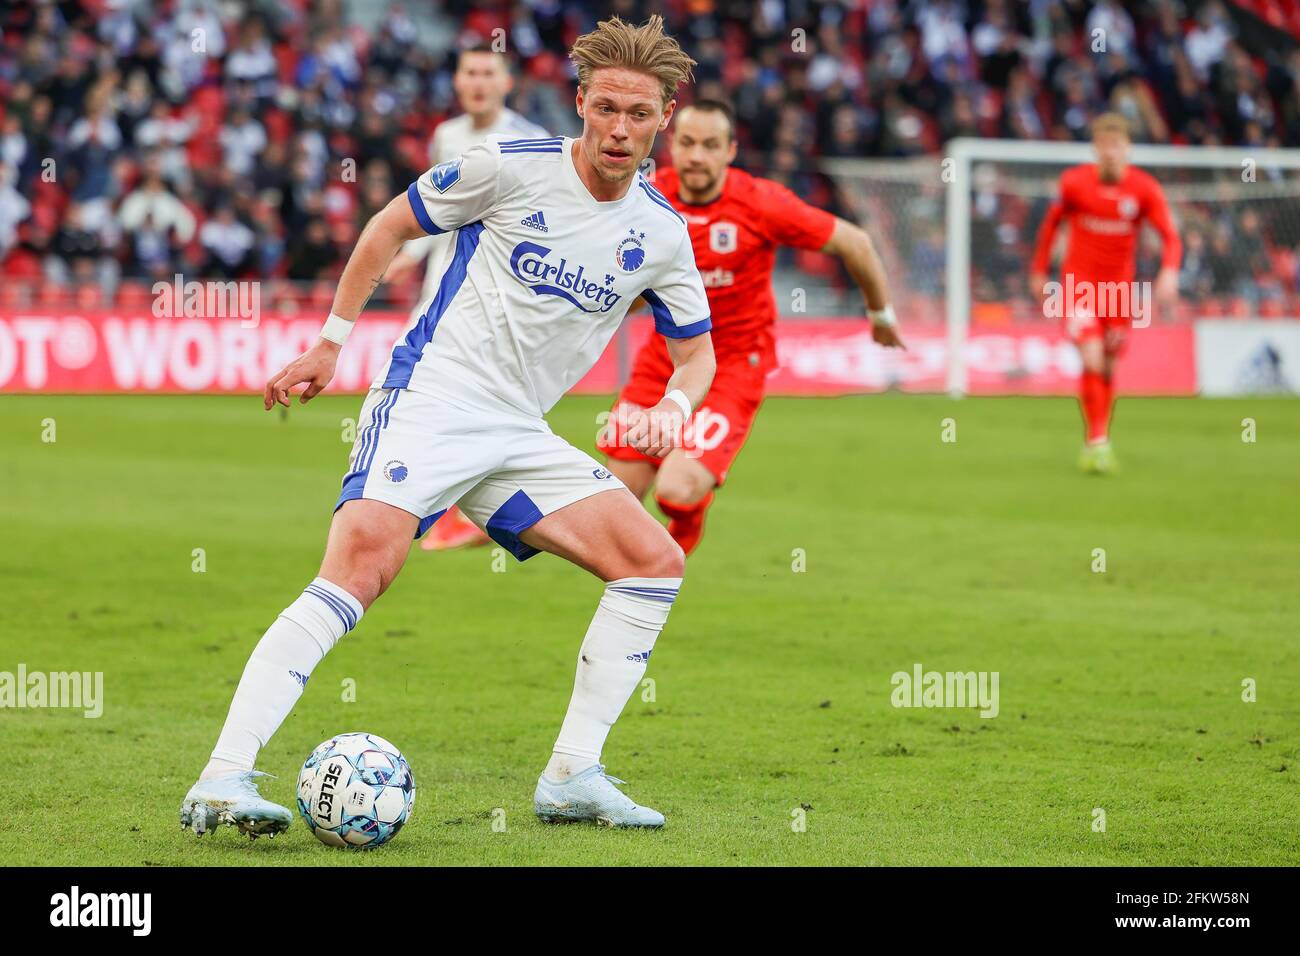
[296,732,415,849]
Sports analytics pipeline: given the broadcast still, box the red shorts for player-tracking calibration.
[598,350,766,486]
[1063,306,1131,356]
[1061,278,1134,356]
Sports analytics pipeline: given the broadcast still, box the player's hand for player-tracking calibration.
[624,399,687,459]
[264,339,340,410]
[1028,273,1048,303]
[872,323,906,349]
[1154,267,1178,315]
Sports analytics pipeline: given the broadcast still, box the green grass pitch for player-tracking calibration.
[1,391,1297,866]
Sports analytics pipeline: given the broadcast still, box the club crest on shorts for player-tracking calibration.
[615,229,646,273]
[592,467,612,480]
[383,460,409,483]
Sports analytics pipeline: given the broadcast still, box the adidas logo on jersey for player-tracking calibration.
[521,211,549,233]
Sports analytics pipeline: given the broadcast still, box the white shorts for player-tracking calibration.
[334,387,625,560]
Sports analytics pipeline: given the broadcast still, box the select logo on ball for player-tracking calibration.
[384,461,409,483]
[315,758,347,825]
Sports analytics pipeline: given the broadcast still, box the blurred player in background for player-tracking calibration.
[1030,113,1181,474]
[384,44,549,550]
[598,100,903,554]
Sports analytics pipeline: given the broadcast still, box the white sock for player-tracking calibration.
[201,578,363,780]
[545,577,681,781]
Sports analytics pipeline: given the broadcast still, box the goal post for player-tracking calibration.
[824,140,1300,396]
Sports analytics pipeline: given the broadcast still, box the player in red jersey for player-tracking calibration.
[598,100,902,554]
[1030,113,1181,474]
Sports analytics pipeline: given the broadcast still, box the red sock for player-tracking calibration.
[1080,370,1109,444]
[655,492,714,556]
[1102,374,1115,438]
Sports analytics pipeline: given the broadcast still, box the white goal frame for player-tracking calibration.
[943,138,1300,396]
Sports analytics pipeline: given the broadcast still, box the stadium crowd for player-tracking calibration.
[1,0,1299,317]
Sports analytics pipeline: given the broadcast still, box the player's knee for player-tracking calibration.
[635,529,685,579]
[324,526,405,607]
[655,464,714,506]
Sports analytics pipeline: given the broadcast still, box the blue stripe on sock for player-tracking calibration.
[305,585,355,631]
[609,587,678,603]
[305,585,357,632]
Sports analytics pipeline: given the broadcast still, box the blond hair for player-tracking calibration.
[1091,112,1131,140]
[569,15,696,107]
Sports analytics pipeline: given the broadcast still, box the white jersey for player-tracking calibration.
[406,109,548,311]
[375,136,711,419]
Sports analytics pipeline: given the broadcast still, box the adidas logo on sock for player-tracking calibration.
[289,670,309,687]
[625,650,652,663]
[521,211,549,233]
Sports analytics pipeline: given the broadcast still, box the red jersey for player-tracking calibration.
[650,165,837,370]
[1030,164,1181,282]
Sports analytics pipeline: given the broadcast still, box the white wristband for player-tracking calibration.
[868,304,897,328]
[664,388,692,420]
[320,312,355,346]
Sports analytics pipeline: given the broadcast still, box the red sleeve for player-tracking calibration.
[760,180,838,250]
[1142,176,1182,270]
[1030,173,1068,274]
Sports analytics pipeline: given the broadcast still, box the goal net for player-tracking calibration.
[824,140,1300,395]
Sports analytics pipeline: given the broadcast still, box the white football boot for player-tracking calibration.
[534,764,665,828]
[180,770,292,839]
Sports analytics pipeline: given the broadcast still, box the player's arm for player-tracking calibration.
[265,145,501,409]
[1144,179,1182,311]
[822,217,904,349]
[264,196,425,409]
[1029,178,1067,296]
[761,179,902,348]
[380,124,448,284]
[625,230,715,458]
[382,236,432,284]
[663,331,715,416]
[626,331,715,459]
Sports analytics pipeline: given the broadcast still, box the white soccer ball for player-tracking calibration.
[296,732,416,849]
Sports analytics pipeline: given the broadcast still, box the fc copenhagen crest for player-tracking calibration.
[615,229,646,272]
[709,221,739,254]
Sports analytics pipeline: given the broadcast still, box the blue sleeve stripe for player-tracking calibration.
[641,289,673,332]
[660,315,712,338]
[643,289,711,338]
[406,182,443,235]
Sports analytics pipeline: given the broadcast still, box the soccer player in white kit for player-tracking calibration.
[180,16,712,836]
